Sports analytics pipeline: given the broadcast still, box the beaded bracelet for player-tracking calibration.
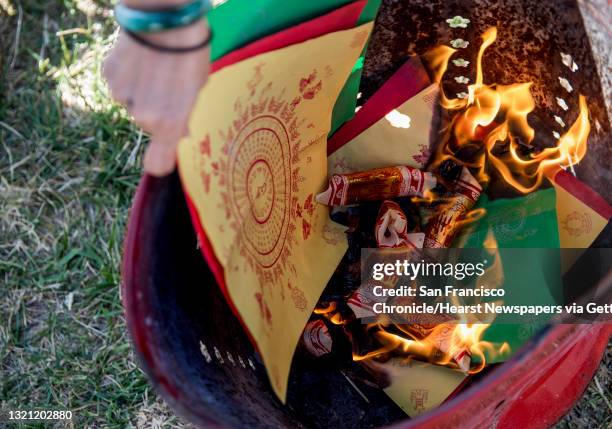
[114,0,212,33]
[115,0,212,53]
[125,29,211,53]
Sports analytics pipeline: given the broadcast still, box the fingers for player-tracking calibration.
[143,135,180,177]
[101,23,212,176]
[103,35,137,109]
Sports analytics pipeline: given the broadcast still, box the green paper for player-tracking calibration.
[330,55,365,134]
[457,189,560,249]
[330,0,381,134]
[209,0,352,61]
[208,0,381,135]
[455,189,562,363]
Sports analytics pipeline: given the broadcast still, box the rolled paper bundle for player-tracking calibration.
[375,200,425,248]
[347,269,471,369]
[347,283,378,319]
[316,166,437,206]
[302,319,333,357]
[347,270,403,319]
[423,167,483,248]
[347,267,405,319]
[348,288,471,370]
[425,324,471,373]
[453,166,483,202]
[395,323,471,373]
[348,202,424,318]
[349,223,425,319]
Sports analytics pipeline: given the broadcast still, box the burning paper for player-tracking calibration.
[426,27,592,195]
[356,323,475,373]
[178,20,374,400]
[423,167,483,248]
[454,173,611,360]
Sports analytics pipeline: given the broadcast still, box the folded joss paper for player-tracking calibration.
[367,358,467,417]
[550,169,612,249]
[208,0,381,133]
[327,56,438,175]
[177,2,377,401]
[457,170,612,250]
[456,169,612,361]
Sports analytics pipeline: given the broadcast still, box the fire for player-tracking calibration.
[314,301,350,325]
[314,301,337,315]
[423,45,457,88]
[352,321,508,374]
[353,243,509,374]
[316,27,590,377]
[351,28,593,374]
[428,26,591,193]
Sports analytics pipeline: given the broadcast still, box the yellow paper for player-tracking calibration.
[372,359,466,417]
[553,183,609,248]
[177,23,373,401]
[328,84,439,174]
[552,180,609,272]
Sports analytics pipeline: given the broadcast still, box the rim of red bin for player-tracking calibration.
[122,172,612,429]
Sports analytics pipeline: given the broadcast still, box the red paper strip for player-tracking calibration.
[552,169,612,220]
[327,56,431,155]
[211,1,367,73]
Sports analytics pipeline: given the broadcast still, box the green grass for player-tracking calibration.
[0,1,609,428]
[0,1,187,426]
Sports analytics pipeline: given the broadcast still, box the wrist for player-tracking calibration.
[122,17,211,54]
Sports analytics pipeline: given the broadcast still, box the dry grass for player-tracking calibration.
[0,0,184,426]
[0,1,609,428]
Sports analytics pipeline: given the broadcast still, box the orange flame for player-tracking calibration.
[314,301,351,325]
[355,235,508,373]
[423,45,457,88]
[352,321,509,373]
[340,27,590,377]
[429,26,591,193]
[314,301,337,315]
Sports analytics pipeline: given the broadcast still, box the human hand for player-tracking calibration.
[103,17,211,176]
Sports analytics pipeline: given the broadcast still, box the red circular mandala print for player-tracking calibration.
[227,115,292,268]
